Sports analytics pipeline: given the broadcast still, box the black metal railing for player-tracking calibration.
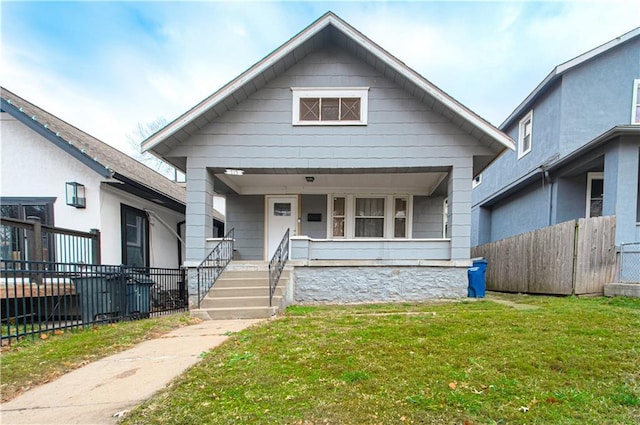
[1,217,101,265]
[196,228,234,308]
[1,261,187,345]
[268,228,289,307]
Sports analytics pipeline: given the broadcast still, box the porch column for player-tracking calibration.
[448,162,473,261]
[603,138,639,245]
[185,162,215,262]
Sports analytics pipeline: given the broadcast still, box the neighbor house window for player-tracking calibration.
[518,110,533,159]
[0,197,55,261]
[121,205,149,267]
[586,172,604,218]
[472,174,482,188]
[292,88,369,125]
[632,79,640,124]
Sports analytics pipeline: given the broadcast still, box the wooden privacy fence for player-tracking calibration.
[471,216,617,295]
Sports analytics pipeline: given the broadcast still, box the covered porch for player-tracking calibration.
[196,165,471,266]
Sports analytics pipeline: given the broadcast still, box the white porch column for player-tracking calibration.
[185,161,214,263]
[447,161,473,261]
[603,137,639,246]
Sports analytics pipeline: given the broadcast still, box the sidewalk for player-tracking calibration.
[0,319,263,425]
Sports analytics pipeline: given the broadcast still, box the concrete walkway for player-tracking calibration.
[1,319,263,425]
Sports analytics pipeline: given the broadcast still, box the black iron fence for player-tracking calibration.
[269,228,289,307]
[196,228,234,307]
[1,261,187,345]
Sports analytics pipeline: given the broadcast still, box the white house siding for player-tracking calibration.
[1,111,104,232]
[100,186,183,268]
[173,46,484,262]
[1,111,184,268]
[293,266,466,303]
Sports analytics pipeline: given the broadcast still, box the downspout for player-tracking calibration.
[144,208,186,246]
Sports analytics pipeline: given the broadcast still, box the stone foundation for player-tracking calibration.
[293,266,467,304]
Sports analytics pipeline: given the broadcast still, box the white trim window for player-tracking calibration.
[517,110,533,159]
[632,79,640,124]
[292,87,369,125]
[328,194,412,239]
[586,172,604,218]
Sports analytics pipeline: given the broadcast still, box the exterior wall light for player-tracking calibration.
[305,176,315,182]
[66,182,86,208]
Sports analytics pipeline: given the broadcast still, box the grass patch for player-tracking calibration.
[123,297,640,424]
[0,313,198,402]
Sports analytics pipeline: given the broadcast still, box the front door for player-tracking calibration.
[266,196,297,259]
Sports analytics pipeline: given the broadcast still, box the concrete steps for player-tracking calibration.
[192,263,290,320]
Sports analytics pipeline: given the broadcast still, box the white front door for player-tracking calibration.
[266,196,298,259]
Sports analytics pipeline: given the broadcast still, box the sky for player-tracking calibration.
[2,1,639,157]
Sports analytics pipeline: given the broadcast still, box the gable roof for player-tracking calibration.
[501,26,640,130]
[142,11,514,168]
[0,87,187,213]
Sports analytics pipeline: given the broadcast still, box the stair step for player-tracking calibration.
[192,306,278,320]
[200,295,281,308]
[207,286,284,297]
[214,277,288,288]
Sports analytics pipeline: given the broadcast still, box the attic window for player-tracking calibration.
[292,88,368,125]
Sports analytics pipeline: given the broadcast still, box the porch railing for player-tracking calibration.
[1,261,187,345]
[196,228,234,308]
[268,228,289,307]
[1,216,101,266]
[619,242,640,283]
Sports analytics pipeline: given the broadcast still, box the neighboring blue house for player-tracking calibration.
[472,27,640,255]
[143,12,514,311]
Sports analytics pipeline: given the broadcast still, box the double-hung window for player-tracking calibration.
[355,197,385,238]
[292,88,369,125]
[518,110,533,158]
[632,79,640,124]
[329,195,411,239]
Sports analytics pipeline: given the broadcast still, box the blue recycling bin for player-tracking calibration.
[468,258,487,298]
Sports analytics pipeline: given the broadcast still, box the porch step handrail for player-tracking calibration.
[196,228,234,308]
[268,228,290,307]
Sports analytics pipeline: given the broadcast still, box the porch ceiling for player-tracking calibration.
[214,169,448,196]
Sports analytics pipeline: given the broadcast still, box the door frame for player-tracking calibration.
[264,195,299,260]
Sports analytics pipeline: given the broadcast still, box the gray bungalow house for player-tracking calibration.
[143,12,514,309]
[471,28,640,284]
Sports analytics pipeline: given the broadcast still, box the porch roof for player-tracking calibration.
[142,12,515,172]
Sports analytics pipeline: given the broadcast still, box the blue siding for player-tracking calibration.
[172,47,492,169]
[226,194,264,260]
[559,38,640,155]
[490,183,550,242]
[412,195,444,238]
[300,194,327,239]
[473,36,640,246]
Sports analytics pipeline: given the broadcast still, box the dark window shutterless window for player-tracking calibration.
[121,205,149,267]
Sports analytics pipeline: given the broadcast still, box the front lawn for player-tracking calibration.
[123,296,640,424]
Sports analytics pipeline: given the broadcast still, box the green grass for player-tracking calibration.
[0,313,198,402]
[122,297,640,424]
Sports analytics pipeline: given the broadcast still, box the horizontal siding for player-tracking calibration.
[225,194,264,260]
[171,46,492,166]
[412,195,445,238]
[291,238,451,261]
